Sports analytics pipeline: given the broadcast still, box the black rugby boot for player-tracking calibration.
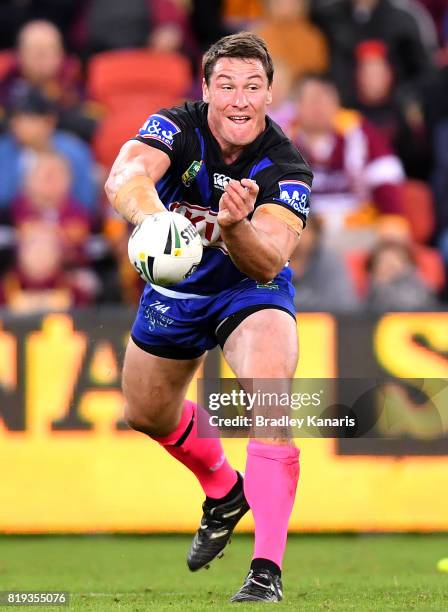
[230,568,283,603]
[187,473,249,571]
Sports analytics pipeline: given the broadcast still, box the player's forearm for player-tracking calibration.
[105,142,170,226]
[105,174,165,226]
[220,219,285,283]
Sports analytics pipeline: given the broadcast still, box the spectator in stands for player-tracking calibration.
[267,60,296,135]
[0,86,97,218]
[365,237,439,311]
[11,151,91,267]
[312,0,436,106]
[86,0,196,66]
[150,0,198,58]
[254,0,328,81]
[289,216,359,312]
[354,40,431,180]
[292,74,405,250]
[0,20,97,142]
[421,29,448,236]
[346,214,445,303]
[86,0,152,54]
[0,221,97,312]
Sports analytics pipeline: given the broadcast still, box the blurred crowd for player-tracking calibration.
[0,0,447,314]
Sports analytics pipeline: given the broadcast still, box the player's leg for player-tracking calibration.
[128,282,251,570]
[222,308,300,603]
[122,338,239,521]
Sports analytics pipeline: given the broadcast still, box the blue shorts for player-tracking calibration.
[131,277,296,359]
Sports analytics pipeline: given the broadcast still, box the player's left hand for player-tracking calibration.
[218,179,259,228]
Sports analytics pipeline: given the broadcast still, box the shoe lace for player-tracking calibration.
[243,570,276,597]
[200,505,225,530]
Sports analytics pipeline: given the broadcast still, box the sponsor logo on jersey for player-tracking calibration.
[168,201,227,253]
[138,114,181,149]
[213,172,232,191]
[276,180,311,217]
[182,160,203,187]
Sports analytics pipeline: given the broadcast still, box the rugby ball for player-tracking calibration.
[128,211,203,286]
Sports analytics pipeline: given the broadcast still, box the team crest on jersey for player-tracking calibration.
[138,114,181,149]
[276,180,310,217]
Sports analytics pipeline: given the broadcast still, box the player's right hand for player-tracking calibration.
[218,179,259,228]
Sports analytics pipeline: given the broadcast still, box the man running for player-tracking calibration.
[105,32,312,603]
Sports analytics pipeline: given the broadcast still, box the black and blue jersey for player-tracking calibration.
[134,101,313,296]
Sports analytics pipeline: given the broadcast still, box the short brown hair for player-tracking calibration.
[202,32,274,85]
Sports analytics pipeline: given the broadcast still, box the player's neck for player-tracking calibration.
[220,143,245,165]
[206,124,245,164]
[207,122,250,165]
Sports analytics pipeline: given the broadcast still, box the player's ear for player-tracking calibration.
[202,78,210,103]
[266,85,273,106]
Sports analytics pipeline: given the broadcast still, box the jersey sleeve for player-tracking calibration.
[133,107,188,163]
[255,162,313,226]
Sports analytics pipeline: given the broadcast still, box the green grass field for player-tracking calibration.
[1,534,447,611]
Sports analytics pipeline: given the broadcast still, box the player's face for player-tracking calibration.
[203,58,272,153]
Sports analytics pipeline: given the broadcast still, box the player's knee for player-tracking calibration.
[123,400,179,437]
[124,408,169,436]
[123,406,154,435]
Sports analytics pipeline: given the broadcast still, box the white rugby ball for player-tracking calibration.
[128,211,203,286]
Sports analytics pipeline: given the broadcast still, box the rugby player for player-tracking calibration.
[105,32,312,603]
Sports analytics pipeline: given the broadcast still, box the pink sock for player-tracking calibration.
[244,440,300,569]
[153,400,237,498]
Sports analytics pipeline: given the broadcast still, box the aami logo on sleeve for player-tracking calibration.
[276,180,311,216]
[138,114,181,149]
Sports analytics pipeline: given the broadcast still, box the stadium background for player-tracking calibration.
[0,0,447,547]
